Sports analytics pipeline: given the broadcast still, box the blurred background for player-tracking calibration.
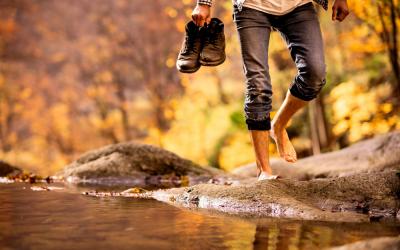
[0,0,398,175]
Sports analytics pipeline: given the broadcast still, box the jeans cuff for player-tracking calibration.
[289,83,315,101]
[246,117,271,130]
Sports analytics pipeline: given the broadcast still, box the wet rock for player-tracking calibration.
[121,187,148,194]
[233,131,400,180]
[83,189,152,198]
[30,186,64,191]
[0,160,22,177]
[61,142,225,184]
[328,236,400,250]
[152,170,400,222]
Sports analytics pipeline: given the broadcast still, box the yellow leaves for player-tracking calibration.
[19,87,32,100]
[381,103,392,114]
[161,95,235,167]
[86,85,109,98]
[90,110,121,131]
[185,8,193,19]
[95,70,113,83]
[218,132,254,171]
[50,52,66,63]
[374,119,391,134]
[83,40,112,64]
[180,75,191,88]
[1,0,397,178]
[387,116,399,127]
[339,26,385,54]
[163,108,174,120]
[49,103,71,138]
[330,81,370,121]
[165,57,175,68]
[164,7,178,18]
[332,120,348,136]
[182,0,192,5]
[101,17,118,35]
[175,19,186,33]
[329,81,399,143]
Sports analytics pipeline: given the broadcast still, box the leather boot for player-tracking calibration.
[176,21,203,73]
[200,18,226,66]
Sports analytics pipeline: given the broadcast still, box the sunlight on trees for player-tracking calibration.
[0,0,398,175]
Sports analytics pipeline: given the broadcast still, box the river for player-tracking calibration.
[1,183,399,249]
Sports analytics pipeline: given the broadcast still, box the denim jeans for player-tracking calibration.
[233,2,326,130]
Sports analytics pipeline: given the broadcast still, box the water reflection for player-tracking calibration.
[1,183,399,250]
[250,219,400,250]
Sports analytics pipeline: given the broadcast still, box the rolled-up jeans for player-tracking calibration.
[233,2,326,130]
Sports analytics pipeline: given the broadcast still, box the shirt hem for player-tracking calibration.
[241,0,313,16]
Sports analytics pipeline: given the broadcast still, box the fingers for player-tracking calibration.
[331,6,337,21]
[192,13,199,26]
[198,17,206,27]
[336,8,349,21]
[191,14,206,26]
[206,16,211,25]
[332,1,350,22]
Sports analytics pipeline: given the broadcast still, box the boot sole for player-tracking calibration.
[199,54,226,67]
[176,64,201,73]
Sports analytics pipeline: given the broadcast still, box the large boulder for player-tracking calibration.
[233,131,400,180]
[61,142,225,184]
[152,170,400,222]
[0,160,22,177]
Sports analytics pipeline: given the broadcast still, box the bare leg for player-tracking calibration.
[271,90,307,162]
[249,130,272,177]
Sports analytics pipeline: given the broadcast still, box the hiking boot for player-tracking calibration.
[200,18,226,66]
[176,21,203,73]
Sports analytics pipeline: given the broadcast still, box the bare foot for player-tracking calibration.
[270,124,297,163]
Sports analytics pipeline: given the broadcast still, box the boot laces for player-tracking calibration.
[182,32,198,53]
[204,27,220,49]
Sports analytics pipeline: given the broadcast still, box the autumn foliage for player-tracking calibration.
[0,0,398,175]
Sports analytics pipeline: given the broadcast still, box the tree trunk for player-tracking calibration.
[377,1,400,100]
[308,94,331,154]
[308,100,321,155]
[211,68,229,105]
[115,81,131,141]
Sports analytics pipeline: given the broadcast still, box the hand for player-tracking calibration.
[332,0,349,22]
[191,4,211,27]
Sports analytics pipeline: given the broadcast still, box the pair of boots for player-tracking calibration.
[176,18,226,73]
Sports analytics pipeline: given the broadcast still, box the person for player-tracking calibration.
[191,0,349,180]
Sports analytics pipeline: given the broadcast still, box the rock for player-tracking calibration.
[233,131,400,180]
[0,160,22,177]
[61,142,225,184]
[151,170,400,222]
[328,236,400,250]
[232,158,284,179]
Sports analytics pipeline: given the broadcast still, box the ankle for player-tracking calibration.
[256,162,272,175]
[260,167,272,175]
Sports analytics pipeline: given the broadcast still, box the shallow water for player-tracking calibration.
[1,183,399,250]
